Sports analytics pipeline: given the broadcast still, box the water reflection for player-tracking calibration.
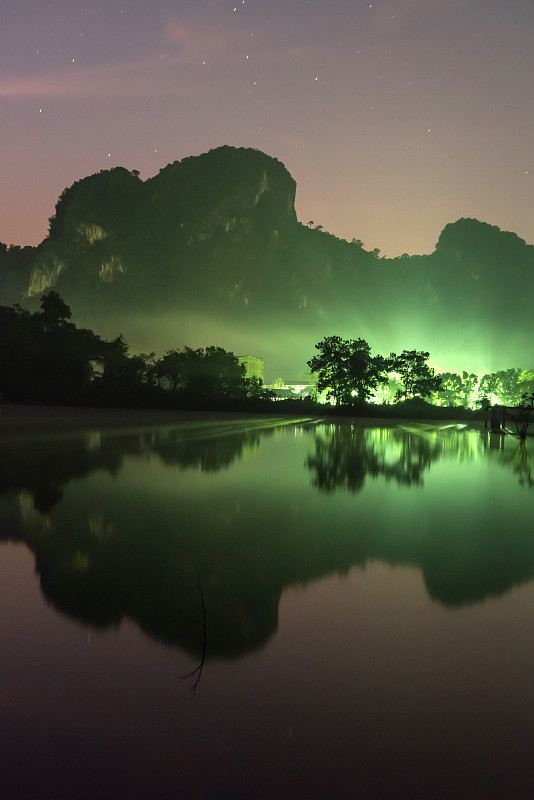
[307,423,442,491]
[0,418,533,661]
[307,422,534,492]
[483,434,533,487]
[0,417,277,514]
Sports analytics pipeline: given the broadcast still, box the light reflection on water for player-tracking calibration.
[0,415,534,798]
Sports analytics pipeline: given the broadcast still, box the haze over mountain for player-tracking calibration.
[1,146,532,381]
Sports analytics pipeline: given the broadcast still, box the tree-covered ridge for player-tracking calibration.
[24,146,302,313]
[0,147,533,379]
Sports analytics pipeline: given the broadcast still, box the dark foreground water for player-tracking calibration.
[1,412,534,799]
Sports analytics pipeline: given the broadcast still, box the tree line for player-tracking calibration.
[307,335,534,409]
[1,294,532,413]
[0,292,272,408]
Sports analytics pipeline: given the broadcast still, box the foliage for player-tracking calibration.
[436,371,478,407]
[519,369,534,395]
[0,292,276,408]
[243,376,276,401]
[393,350,442,401]
[39,290,72,327]
[508,392,534,440]
[3,150,534,392]
[477,368,524,406]
[307,335,392,404]
[1,289,533,422]
[0,293,163,405]
[307,339,446,406]
[0,292,104,402]
[155,346,249,400]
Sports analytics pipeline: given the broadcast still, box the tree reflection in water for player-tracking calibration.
[513,441,533,486]
[0,418,533,662]
[0,420,265,515]
[483,433,533,488]
[0,418,298,661]
[307,423,443,492]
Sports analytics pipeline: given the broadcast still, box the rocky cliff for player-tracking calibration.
[1,146,533,378]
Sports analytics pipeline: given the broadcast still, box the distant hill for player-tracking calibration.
[1,145,533,379]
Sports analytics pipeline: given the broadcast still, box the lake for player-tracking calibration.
[1,408,534,799]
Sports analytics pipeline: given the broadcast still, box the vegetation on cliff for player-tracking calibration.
[0,146,533,379]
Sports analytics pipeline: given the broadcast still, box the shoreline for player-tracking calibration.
[0,402,491,435]
[0,403,283,435]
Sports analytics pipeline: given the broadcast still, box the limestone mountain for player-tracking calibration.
[1,146,533,378]
[26,146,308,314]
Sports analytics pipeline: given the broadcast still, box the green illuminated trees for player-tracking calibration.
[477,369,523,406]
[393,350,442,401]
[459,371,478,406]
[436,371,477,406]
[307,335,391,404]
[307,339,444,405]
[497,369,523,405]
[435,372,462,406]
[307,336,348,404]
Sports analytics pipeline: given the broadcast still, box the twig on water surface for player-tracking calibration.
[180,568,207,697]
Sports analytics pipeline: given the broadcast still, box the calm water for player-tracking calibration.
[1,413,534,799]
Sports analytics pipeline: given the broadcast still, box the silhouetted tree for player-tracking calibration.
[0,293,160,404]
[39,290,73,329]
[508,392,534,440]
[0,292,108,401]
[243,376,276,400]
[394,350,441,400]
[307,335,391,404]
[155,346,248,400]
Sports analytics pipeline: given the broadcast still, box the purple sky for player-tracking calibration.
[1,0,533,257]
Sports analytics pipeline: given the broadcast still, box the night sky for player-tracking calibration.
[1,0,533,257]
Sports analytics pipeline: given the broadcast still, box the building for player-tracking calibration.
[264,380,318,400]
[237,355,265,382]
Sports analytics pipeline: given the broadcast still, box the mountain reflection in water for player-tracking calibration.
[0,416,532,662]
